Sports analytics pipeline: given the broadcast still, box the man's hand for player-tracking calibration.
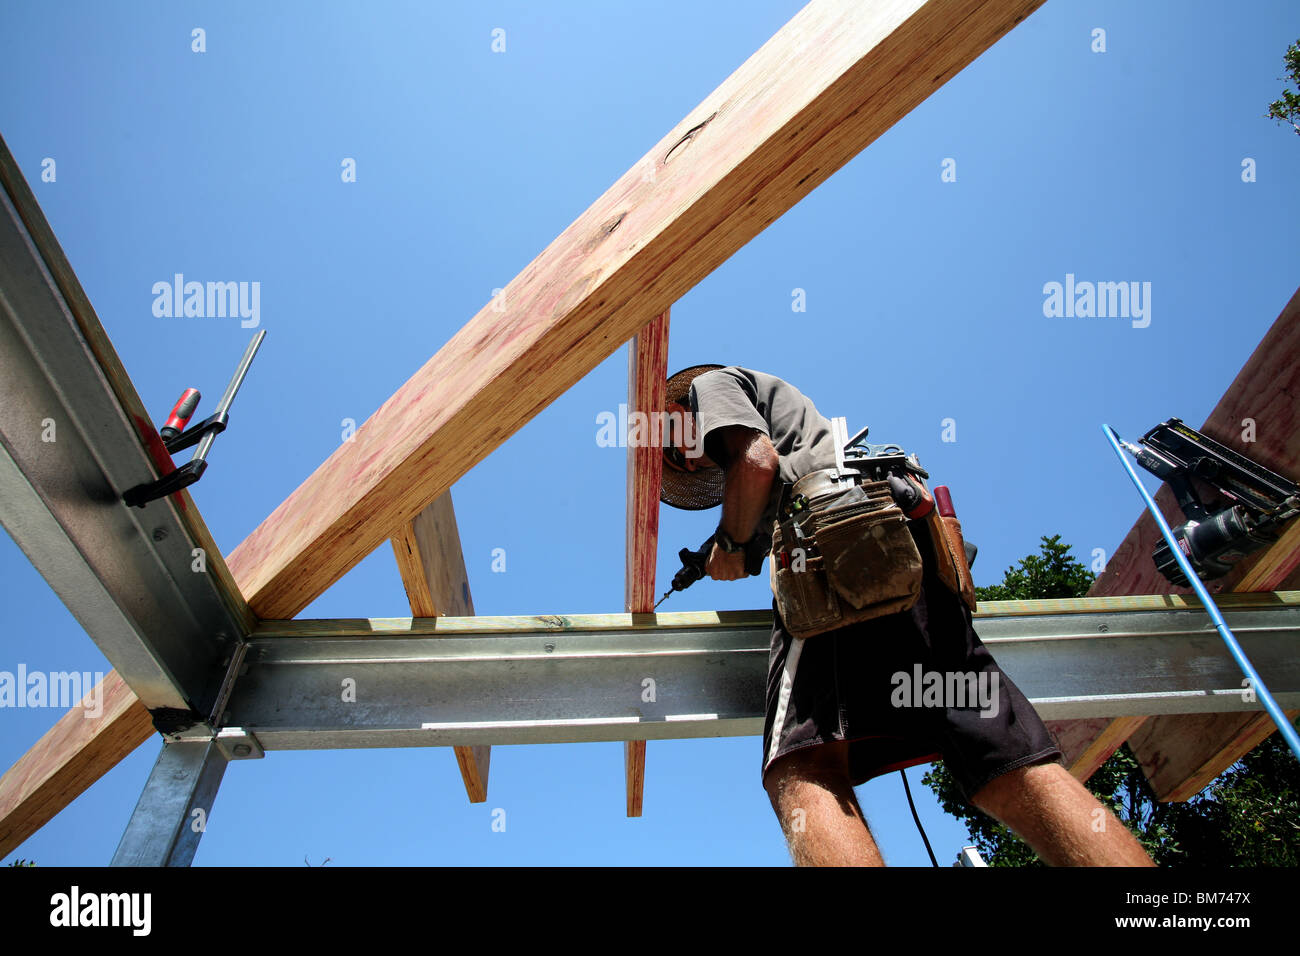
[705,542,748,581]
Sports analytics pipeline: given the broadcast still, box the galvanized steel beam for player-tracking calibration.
[109,740,228,867]
[217,595,1300,750]
[0,160,247,718]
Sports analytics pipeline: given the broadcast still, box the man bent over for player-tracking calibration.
[658,364,1152,867]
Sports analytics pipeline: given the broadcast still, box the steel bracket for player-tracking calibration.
[215,727,265,760]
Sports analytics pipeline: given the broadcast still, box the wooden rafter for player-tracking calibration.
[1051,716,1150,783]
[624,310,671,816]
[390,491,489,802]
[1125,710,1300,802]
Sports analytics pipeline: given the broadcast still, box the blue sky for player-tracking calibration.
[1,0,1297,866]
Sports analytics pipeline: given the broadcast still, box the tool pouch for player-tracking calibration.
[768,547,842,637]
[769,479,923,639]
[921,509,977,612]
[943,515,978,611]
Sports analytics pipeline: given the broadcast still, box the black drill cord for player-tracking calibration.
[900,768,938,867]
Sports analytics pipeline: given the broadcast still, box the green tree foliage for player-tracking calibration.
[923,535,1300,866]
[973,533,1095,602]
[1266,39,1300,136]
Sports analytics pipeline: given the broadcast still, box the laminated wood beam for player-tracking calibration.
[1045,715,1149,782]
[224,0,1046,621]
[390,492,489,802]
[1055,286,1300,797]
[623,310,671,816]
[1125,710,1300,803]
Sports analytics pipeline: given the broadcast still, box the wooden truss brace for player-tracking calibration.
[390,493,490,802]
[624,310,671,815]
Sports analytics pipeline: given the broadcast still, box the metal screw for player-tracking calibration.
[1098,623,1110,633]
[152,527,168,541]
[233,743,251,757]
[544,642,555,653]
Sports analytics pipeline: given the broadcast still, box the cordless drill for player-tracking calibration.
[653,532,768,609]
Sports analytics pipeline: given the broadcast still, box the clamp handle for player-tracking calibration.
[160,388,201,442]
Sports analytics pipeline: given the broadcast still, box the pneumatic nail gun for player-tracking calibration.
[1121,418,1300,586]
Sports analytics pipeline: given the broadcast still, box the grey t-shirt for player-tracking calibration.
[687,367,837,527]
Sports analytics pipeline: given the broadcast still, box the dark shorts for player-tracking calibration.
[761,524,1062,803]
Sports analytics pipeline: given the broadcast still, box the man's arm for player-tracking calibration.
[706,426,779,581]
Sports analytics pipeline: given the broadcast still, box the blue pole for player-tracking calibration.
[1101,424,1300,762]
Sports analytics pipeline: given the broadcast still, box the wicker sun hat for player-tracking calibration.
[660,364,726,510]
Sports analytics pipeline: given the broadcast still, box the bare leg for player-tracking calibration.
[764,742,884,866]
[971,761,1154,866]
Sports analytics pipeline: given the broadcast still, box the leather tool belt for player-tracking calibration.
[768,467,975,639]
